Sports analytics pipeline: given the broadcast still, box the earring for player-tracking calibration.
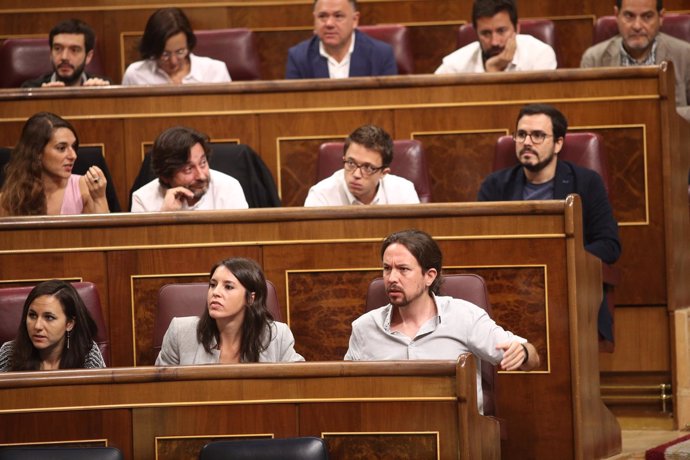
[66,330,71,350]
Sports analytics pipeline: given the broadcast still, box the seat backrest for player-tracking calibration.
[152,280,282,353]
[199,437,328,460]
[128,142,280,210]
[365,273,497,417]
[358,24,414,74]
[457,19,557,65]
[0,282,111,366]
[493,132,612,199]
[593,13,690,44]
[0,146,121,213]
[194,28,261,81]
[317,139,432,202]
[0,38,106,88]
[0,447,123,460]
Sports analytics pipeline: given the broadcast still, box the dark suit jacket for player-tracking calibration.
[285,29,397,79]
[21,72,112,88]
[477,160,621,264]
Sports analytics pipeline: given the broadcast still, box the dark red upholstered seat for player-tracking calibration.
[0,282,111,365]
[0,38,106,88]
[457,19,558,65]
[358,24,414,74]
[593,13,690,44]
[493,132,620,351]
[317,139,432,202]
[194,28,261,81]
[152,280,282,354]
[366,273,498,418]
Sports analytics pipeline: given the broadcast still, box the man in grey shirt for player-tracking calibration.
[344,229,540,411]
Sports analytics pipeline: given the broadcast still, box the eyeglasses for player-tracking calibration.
[513,130,553,145]
[343,158,384,176]
[159,48,189,62]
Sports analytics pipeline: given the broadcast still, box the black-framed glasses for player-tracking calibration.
[343,158,385,176]
[513,130,553,145]
[159,48,189,62]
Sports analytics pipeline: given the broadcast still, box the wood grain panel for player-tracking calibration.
[156,434,272,460]
[324,432,438,460]
[0,410,132,459]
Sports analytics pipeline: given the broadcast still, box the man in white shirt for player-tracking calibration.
[131,126,248,212]
[304,125,420,206]
[435,0,556,74]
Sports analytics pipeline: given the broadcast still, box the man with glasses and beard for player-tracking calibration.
[435,0,556,74]
[304,124,419,206]
[131,126,248,212]
[22,19,111,88]
[477,103,621,343]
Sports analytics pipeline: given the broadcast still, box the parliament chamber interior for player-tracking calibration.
[0,0,689,459]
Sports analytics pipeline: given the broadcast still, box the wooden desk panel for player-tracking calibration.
[0,358,500,460]
[0,200,623,459]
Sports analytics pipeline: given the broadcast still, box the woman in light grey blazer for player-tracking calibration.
[155,257,304,365]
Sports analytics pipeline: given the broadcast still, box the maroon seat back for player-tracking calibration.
[593,14,690,44]
[194,28,261,81]
[358,24,414,74]
[365,273,498,417]
[0,282,110,365]
[457,19,558,65]
[152,280,282,353]
[493,132,611,199]
[0,38,106,88]
[317,139,432,202]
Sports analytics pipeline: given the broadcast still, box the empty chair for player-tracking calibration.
[0,447,122,460]
[0,38,105,88]
[0,282,111,366]
[456,19,558,64]
[194,29,261,81]
[593,13,690,45]
[365,273,498,417]
[358,24,414,74]
[152,280,282,355]
[0,146,121,213]
[317,139,432,202]
[128,142,280,210]
[199,437,328,460]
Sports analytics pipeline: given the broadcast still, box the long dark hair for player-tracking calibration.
[11,280,98,371]
[197,258,274,362]
[0,112,79,216]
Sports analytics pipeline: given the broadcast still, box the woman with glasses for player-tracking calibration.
[122,8,231,85]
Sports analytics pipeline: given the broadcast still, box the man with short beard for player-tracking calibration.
[477,103,621,342]
[131,126,248,212]
[344,229,540,413]
[21,19,110,88]
[435,0,556,74]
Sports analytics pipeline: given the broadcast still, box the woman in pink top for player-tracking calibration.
[0,112,109,216]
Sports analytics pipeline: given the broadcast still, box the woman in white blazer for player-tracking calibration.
[155,258,304,365]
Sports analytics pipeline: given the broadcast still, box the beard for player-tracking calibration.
[188,179,210,200]
[520,147,556,173]
[482,46,504,62]
[54,60,86,86]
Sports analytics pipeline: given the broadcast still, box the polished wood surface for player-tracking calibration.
[0,357,499,460]
[0,199,622,459]
[3,1,688,82]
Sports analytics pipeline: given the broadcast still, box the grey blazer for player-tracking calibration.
[581,32,690,121]
[155,316,305,365]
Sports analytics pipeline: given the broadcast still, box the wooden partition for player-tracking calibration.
[0,357,500,460]
[0,199,621,459]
